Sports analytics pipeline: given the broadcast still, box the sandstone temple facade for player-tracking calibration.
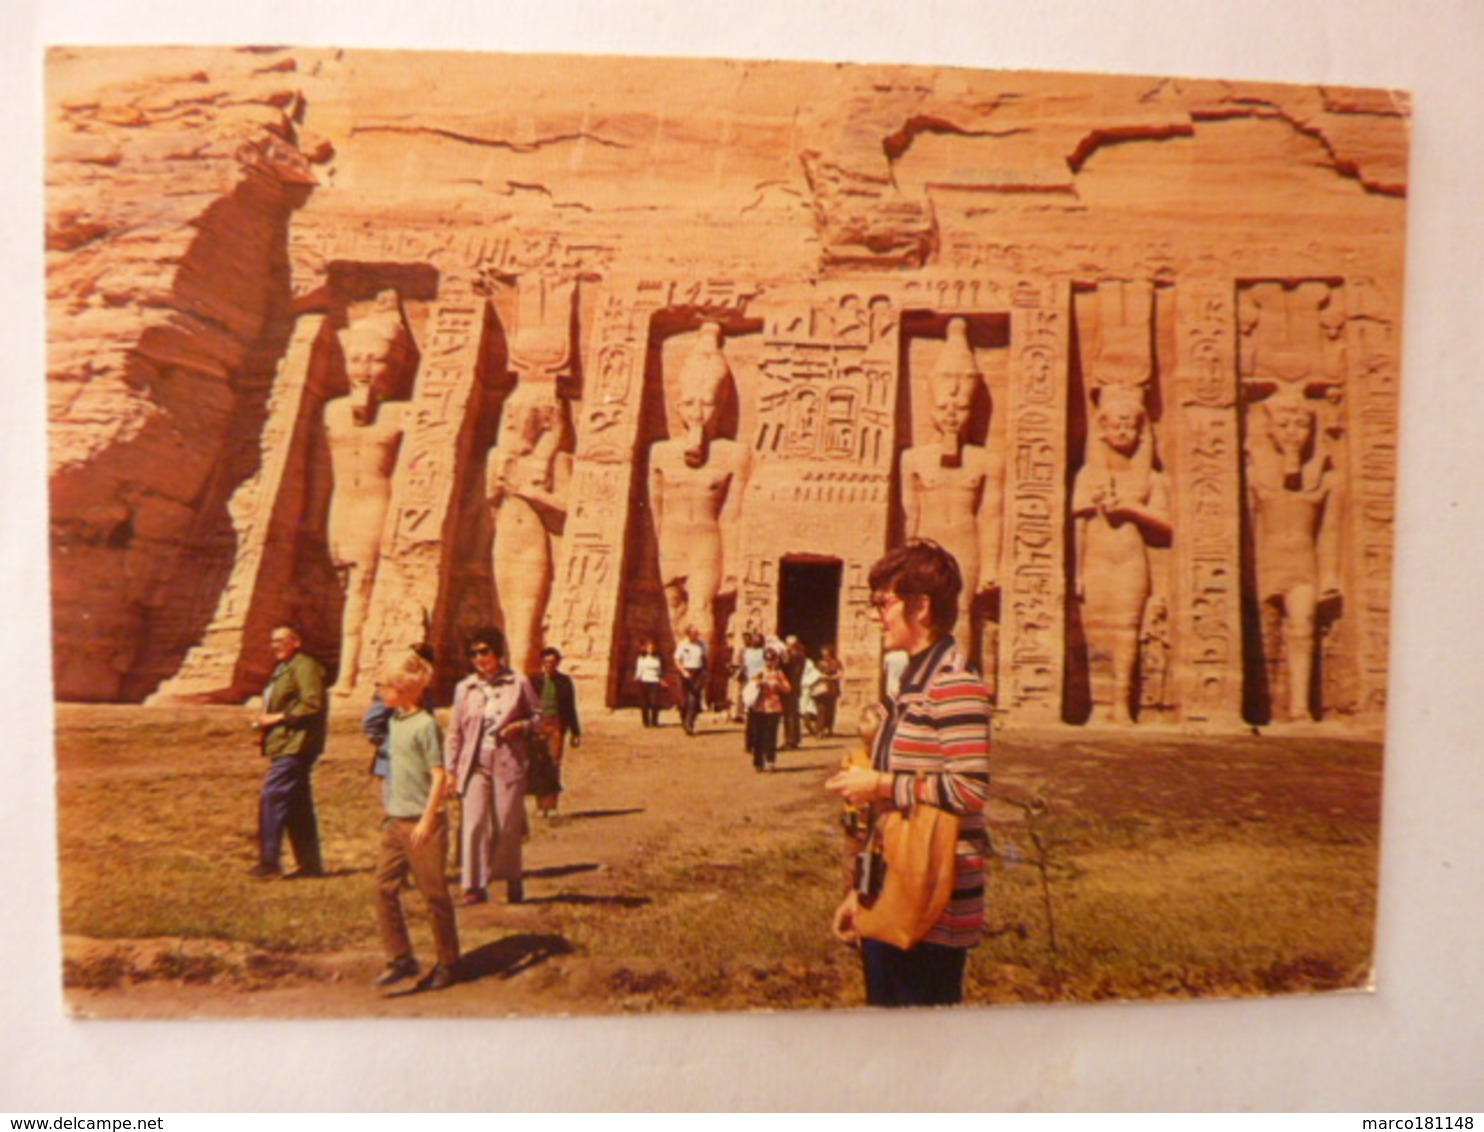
[45,48,1408,734]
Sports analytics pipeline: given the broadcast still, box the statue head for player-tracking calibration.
[676,323,728,430]
[675,323,729,461]
[927,318,980,445]
[1264,389,1316,459]
[339,289,407,423]
[1096,384,1147,457]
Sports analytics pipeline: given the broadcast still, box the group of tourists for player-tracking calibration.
[248,538,991,1008]
[248,623,581,994]
[632,629,846,772]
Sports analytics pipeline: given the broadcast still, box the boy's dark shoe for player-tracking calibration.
[248,863,281,879]
[373,955,420,988]
[283,866,325,880]
[457,888,488,906]
[420,964,457,991]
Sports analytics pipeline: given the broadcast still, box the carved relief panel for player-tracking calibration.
[1067,280,1172,726]
[604,284,759,706]
[1238,280,1349,725]
[1342,277,1399,720]
[896,310,1009,684]
[1000,280,1072,724]
[1171,280,1243,729]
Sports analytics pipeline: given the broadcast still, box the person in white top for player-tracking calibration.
[633,638,665,728]
[673,626,708,735]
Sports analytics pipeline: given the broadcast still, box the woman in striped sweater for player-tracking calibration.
[826,540,992,1007]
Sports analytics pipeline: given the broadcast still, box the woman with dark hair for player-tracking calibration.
[634,638,665,727]
[825,540,992,1007]
[444,626,542,905]
[747,646,791,772]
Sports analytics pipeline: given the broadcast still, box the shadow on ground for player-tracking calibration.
[460,933,576,982]
[525,861,601,880]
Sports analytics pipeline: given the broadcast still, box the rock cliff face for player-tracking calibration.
[45,48,1407,732]
[47,48,325,700]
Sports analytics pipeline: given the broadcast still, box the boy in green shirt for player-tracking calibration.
[373,654,459,991]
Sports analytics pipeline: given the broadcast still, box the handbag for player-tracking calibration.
[854,779,960,950]
[525,726,562,797]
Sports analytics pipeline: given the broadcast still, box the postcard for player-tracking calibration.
[46,45,1405,1018]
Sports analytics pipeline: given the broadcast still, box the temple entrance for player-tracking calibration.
[777,556,843,654]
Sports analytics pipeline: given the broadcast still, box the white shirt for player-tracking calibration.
[674,639,707,673]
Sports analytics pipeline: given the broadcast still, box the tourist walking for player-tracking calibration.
[445,626,541,906]
[814,645,844,737]
[634,638,665,727]
[371,651,459,992]
[782,636,807,749]
[747,646,791,772]
[530,646,581,817]
[674,625,708,735]
[251,623,327,879]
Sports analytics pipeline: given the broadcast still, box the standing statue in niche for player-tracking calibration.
[324,289,411,694]
[1071,384,1171,725]
[488,381,572,676]
[649,322,749,652]
[900,318,1001,655]
[1245,388,1341,723]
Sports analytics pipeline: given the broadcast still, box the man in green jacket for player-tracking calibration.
[251,624,328,878]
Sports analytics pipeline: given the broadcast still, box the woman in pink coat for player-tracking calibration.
[444,625,542,905]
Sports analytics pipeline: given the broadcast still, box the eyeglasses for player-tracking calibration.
[869,592,904,614]
[468,645,495,658]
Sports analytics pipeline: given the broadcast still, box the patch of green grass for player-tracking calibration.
[556,828,863,1011]
[970,808,1377,1002]
[58,709,389,951]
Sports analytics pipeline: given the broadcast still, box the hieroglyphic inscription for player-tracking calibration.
[356,296,486,686]
[741,291,900,704]
[288,221,620,301]
[547,455,625,670]
[1002,282,1068,720]
[1345,277,1399,718]
[546,281,664,685]
[1173,282,1242,726]
[900,275,1010,317]
[754,292,895,472]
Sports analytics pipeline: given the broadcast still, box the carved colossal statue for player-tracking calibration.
[1072,384,1171,725]
[324,289,411,694]
[648,322,749,652]
[900,317,1001,652]
[488,381,572,675]
[1245,388,1341,722]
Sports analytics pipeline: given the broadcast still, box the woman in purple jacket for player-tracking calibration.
[444,626,542,905]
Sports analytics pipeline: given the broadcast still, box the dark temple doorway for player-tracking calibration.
[777,556,843,654]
